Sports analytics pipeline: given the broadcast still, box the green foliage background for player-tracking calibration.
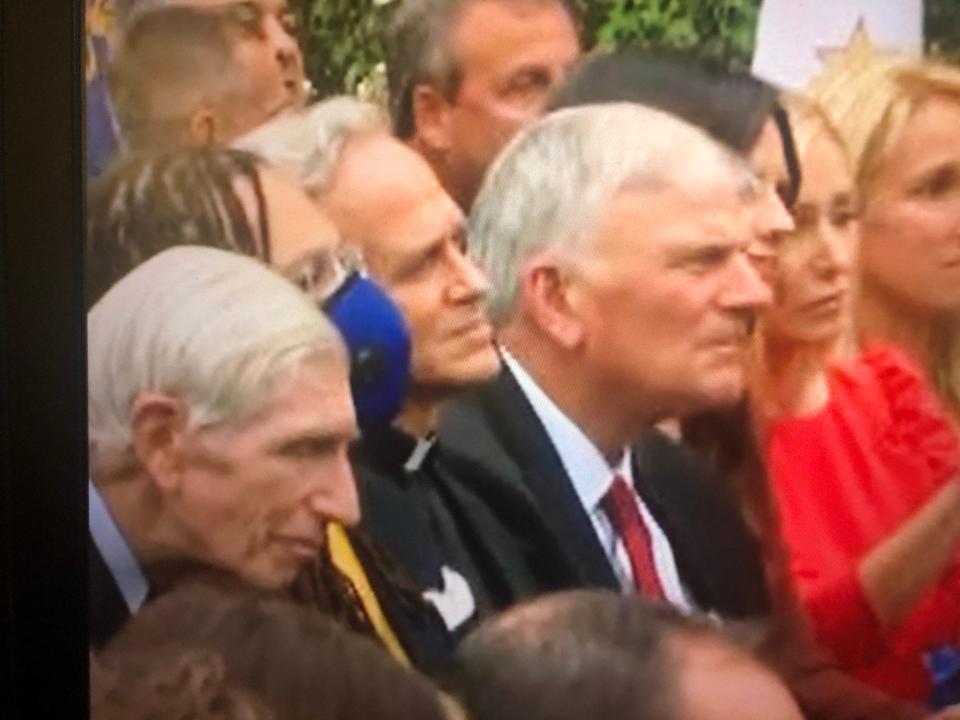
[294,0,960,98]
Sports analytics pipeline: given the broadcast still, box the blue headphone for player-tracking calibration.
[323,272,412,430]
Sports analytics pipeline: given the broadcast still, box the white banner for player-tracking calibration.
[751,0,924,91]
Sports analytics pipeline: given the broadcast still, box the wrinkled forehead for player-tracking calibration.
[594,167,756,252]
[448,0,579,70]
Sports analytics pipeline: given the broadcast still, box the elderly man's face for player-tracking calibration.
[317,133,501,393]
[171,356,358,589]
[436,0,581,208]
[570,174,771,420]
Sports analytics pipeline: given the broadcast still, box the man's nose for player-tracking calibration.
[263,15,301,68]
[446,249,492,303]
[723,251,773,311]
[307,455,360,527]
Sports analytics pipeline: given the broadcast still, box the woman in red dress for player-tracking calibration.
[756,95,960,702]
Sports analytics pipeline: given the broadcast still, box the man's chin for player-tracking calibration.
[423,349,502,390]
[682,375,746,416]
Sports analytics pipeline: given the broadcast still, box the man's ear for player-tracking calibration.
[520,260,585,349]
[131,393,191,493]
[410,84,453,153]
[187,107,219,146]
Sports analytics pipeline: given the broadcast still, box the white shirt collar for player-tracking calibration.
[88,478,149,614]
[502,349,632,512]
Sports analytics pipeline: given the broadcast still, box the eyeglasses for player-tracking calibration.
[284,245,368,304]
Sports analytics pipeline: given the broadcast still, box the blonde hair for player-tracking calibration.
[808,40,960,416]
[808,39,960,202]
[751,94,859,416]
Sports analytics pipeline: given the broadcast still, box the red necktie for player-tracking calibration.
[601,474,666,600]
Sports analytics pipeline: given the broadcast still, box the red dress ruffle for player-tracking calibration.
[767,345,960,701]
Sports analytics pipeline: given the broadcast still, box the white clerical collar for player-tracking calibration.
[501,349,632,513]
[88,478,149,613]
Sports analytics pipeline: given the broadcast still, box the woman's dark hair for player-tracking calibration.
[85,146,269,310]
[548,48,801,207]
[102,582,450,720]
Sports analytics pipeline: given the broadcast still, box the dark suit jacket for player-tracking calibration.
[89,534,132,651]
[437,365,770,619]
[439,367,927,720]
[354,427,579,631]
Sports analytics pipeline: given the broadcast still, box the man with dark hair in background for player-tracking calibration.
[386,0,582,210]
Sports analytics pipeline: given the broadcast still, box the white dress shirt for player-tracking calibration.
[503,351,693,610]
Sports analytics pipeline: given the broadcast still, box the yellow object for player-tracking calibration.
[327,523,410,666]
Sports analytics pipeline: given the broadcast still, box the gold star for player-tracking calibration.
[815,19,904,72]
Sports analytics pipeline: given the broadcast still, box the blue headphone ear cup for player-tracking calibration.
[324,275,411,430]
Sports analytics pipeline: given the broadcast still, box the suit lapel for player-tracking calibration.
[478,369,620,590]
[632,431,769,617]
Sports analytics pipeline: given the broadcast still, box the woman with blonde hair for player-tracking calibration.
[809,35,960,423]
[752,92,960,702]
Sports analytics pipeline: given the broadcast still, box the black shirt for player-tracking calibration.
[353,427,490,669]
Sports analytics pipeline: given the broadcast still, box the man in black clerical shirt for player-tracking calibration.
[237,101,580,666]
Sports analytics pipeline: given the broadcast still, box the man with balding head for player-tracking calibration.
[450,590,804,720]
[88,246,358,648]
[440,103,774,618]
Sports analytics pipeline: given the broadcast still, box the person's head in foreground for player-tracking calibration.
[386,0,583,210]
[88,246,359,590]
[110,2,302,153]
[91,645,272,720]
[238,97,501,435]
[100,582,461,720]
[468,103,771,458]
[809,35,960,419]
[547,49,798,282]
[446,590,804,720]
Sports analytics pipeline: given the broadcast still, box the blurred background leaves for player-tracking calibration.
[293,0,960,99]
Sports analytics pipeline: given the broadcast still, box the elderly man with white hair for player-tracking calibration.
[88,245,358,649]
[440,103,776,619]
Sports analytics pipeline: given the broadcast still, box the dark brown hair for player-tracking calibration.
[91,645,272,720]
[103,581,450,720]
[85,146,267,309]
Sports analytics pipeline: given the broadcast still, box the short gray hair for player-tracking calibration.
[110,5,250,152]
[234,97,386,194]
[469,103,755,324]
[88,245,346,459]
[386,0,581,138]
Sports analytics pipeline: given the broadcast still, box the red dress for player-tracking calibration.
[767,345,960,701]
